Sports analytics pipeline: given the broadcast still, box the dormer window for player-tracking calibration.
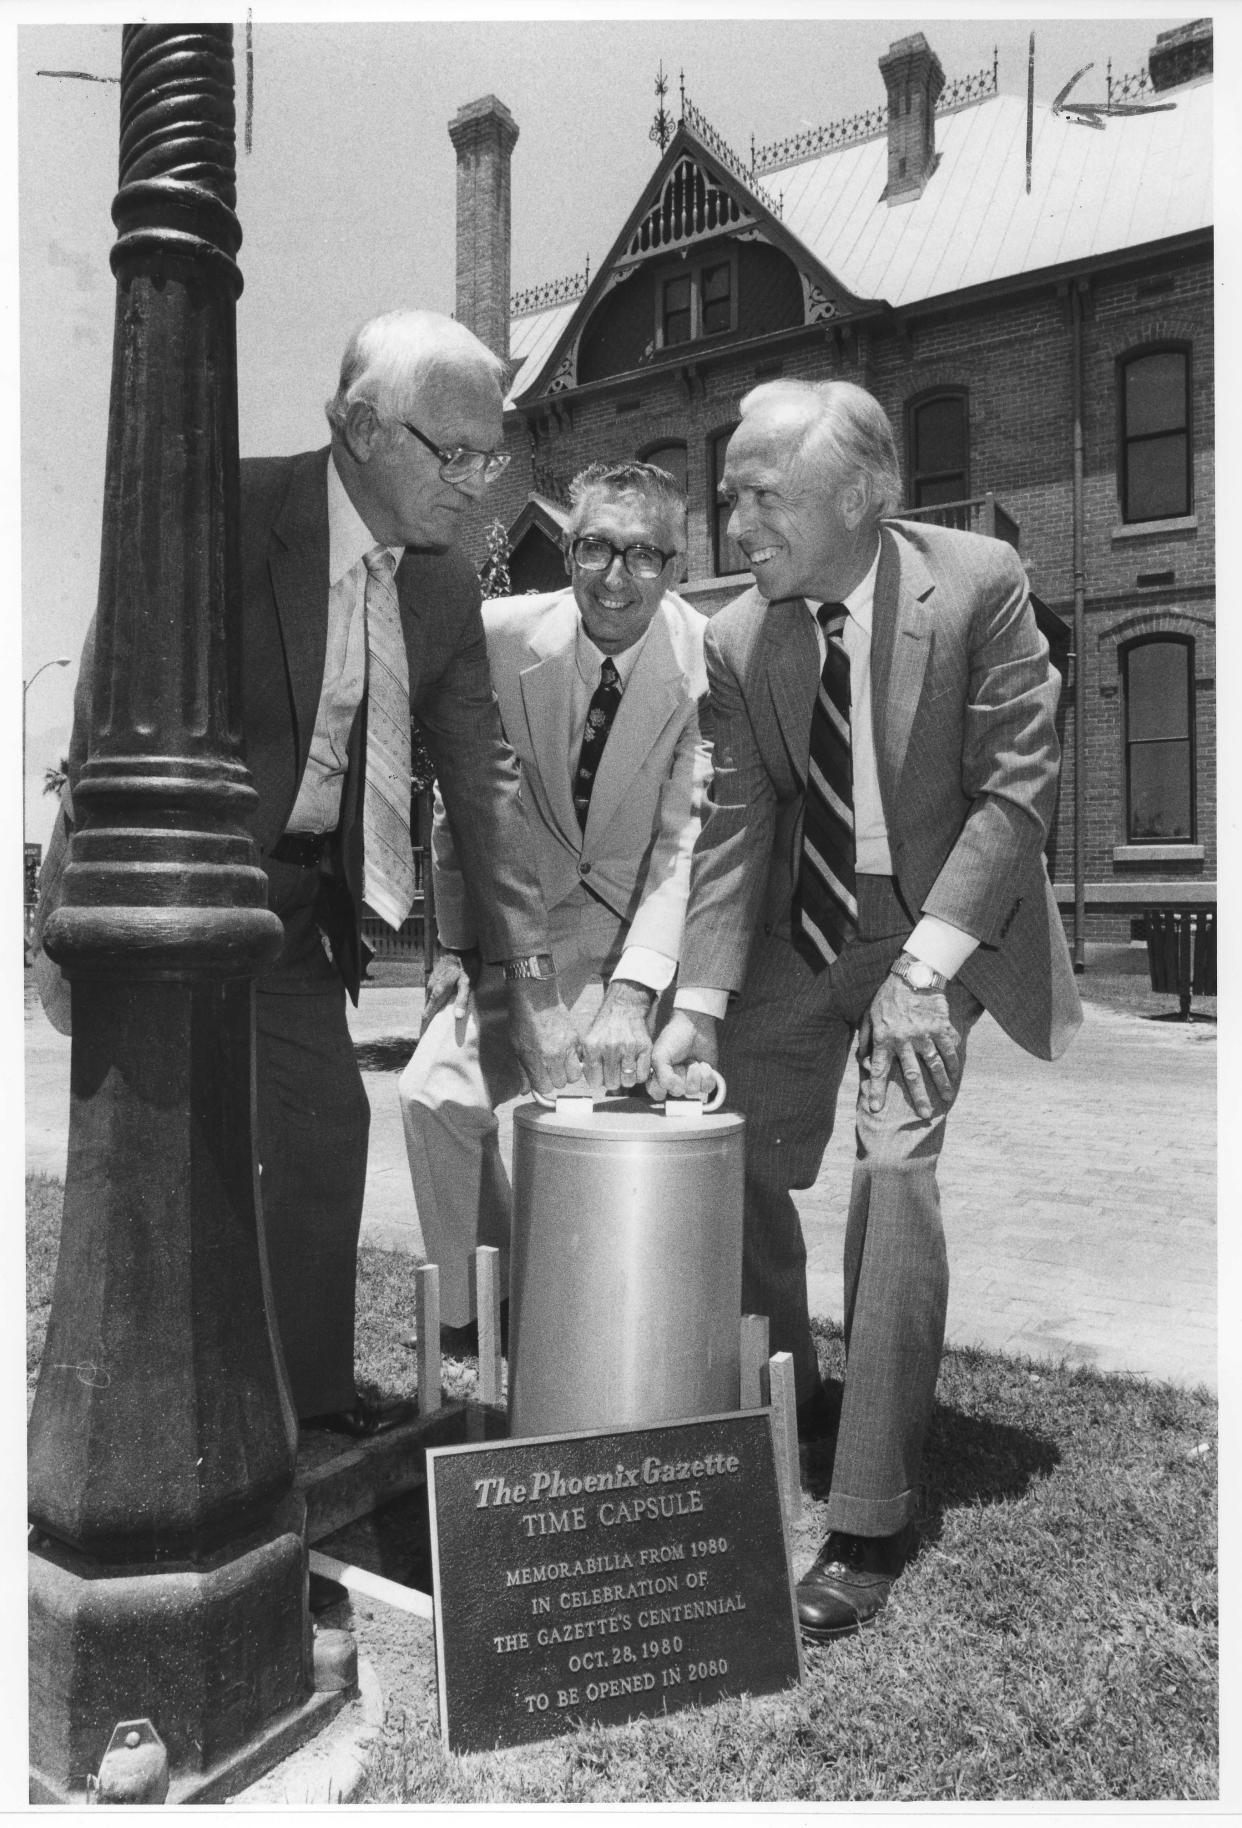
[657,254,737,350]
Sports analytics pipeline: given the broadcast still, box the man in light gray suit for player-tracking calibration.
[651,379,1080,1642]
[400,461,710,1336]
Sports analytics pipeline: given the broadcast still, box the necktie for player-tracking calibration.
[792,603,857,971]
[361,546,417,929]
[573,657,623,830]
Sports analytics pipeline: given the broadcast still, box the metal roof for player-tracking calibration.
[778,79,1211,309]
[504,74,1211,404]
[506,300,576,407]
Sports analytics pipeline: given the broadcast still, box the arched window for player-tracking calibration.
[1123,637,1195,841]
[1119,346,1191,523]
[908,392,969,507]
[710,426,746,575]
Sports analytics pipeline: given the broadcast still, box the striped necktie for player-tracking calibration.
[792,602,857,971]
[361,546,417,930]
[573,656,623,830]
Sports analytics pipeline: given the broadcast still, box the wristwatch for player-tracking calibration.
[888,951,948,994]
[502,953,556,982]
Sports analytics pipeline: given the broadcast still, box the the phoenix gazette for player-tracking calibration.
[428,1417,802,1753]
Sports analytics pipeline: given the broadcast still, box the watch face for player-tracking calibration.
[909,960,934,989]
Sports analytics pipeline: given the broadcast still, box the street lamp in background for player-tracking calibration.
[22,656,71,851]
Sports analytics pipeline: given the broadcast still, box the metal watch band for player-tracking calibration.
[501,953,556,982]
[889,950,948,993]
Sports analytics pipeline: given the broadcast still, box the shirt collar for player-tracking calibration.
[574,614,650,691]
[804,538,882,637]
[327,453,402,586]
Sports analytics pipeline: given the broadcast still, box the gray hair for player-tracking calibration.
[566,461,688,546]
[325,309,506,436]
[737,379,903,519]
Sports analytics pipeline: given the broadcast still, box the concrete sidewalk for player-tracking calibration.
[25,978,1218,1392]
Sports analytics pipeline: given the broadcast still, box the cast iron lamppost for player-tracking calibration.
[30,25,341,1802]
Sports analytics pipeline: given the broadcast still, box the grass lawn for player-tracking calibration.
[26,1172,1218,1803]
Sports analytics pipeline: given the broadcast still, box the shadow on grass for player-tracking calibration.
[354,1036,418,1073]
[801,1379,1059,1525]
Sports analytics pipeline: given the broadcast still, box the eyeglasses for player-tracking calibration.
[399,419,511,485]
[569,536,676,580]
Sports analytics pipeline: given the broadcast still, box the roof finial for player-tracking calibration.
[649,62,673,151]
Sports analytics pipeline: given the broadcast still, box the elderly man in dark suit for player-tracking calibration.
[651,378,1080,1642]
[46,308,583,1433]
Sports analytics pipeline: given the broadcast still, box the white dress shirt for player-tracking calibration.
[286,455,403,835]
[677,548,978,1016]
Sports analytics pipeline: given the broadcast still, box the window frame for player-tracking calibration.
[1121,634,1196,844]
[1117,343,1192,526]
[653,249,739,352]
[906,388,970,509]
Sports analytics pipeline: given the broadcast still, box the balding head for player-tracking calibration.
[327,309,507,551]
[325,309,505,435]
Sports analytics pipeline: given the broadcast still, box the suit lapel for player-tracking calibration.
[268,451,332,771]
[518,594,581,842]
[871,524,934,814]
[584,605,684,840]
[762,599,821,787]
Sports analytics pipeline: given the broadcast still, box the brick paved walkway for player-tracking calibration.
[25,983,1217,1391]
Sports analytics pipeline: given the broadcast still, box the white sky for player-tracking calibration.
[11,2,1219,849]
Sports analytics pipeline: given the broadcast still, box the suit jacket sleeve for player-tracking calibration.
[427,778,472,950]
[619,693,712,961]
[918,545,1061,946]
[410,578,548,964]
[678,617,777,993]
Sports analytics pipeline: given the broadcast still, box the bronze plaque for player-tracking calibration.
[426,1411,803,1754]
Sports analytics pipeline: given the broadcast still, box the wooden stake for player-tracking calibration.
[415,1264,442,1414]
[476,1246,503,1408]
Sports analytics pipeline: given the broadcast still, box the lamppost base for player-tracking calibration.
[28,1518,352,1805]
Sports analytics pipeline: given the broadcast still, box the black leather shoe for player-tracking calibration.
[796,1523,916,1642]
[795,1380,837,1443]
[302,1392,419,1438]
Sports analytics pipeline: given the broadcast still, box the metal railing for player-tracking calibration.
[901,491,1019,550]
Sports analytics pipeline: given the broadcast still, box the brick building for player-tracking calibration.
[451,19,1214,946]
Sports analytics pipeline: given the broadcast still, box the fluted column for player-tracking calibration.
[29,27,333,1803]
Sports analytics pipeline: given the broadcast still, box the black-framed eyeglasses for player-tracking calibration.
[569,536,676,581]
[399,419,511,485]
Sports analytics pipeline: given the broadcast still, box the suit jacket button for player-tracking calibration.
[579,861,591,876]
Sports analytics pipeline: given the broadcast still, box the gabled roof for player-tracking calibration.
[507,119,874,408]
[505,70,1211,408]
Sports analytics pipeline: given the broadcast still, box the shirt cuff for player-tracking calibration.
[674,987,730,1021]
[612,947,677,994]
[904,915,979,980]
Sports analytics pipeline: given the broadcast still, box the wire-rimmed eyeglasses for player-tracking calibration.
[569,536,676,580]
[399,419,511,485]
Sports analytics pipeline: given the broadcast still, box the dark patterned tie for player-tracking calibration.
[792,603,857,971]
[573,657,623,830]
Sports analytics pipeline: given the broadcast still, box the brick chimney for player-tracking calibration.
[1148,18,1212,92]
[448,95,519,360]
[878,33,944,205]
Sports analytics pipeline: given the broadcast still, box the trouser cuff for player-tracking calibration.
[822,1486,917,1538]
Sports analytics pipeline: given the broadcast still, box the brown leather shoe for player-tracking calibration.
[796,1523,916,1641]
